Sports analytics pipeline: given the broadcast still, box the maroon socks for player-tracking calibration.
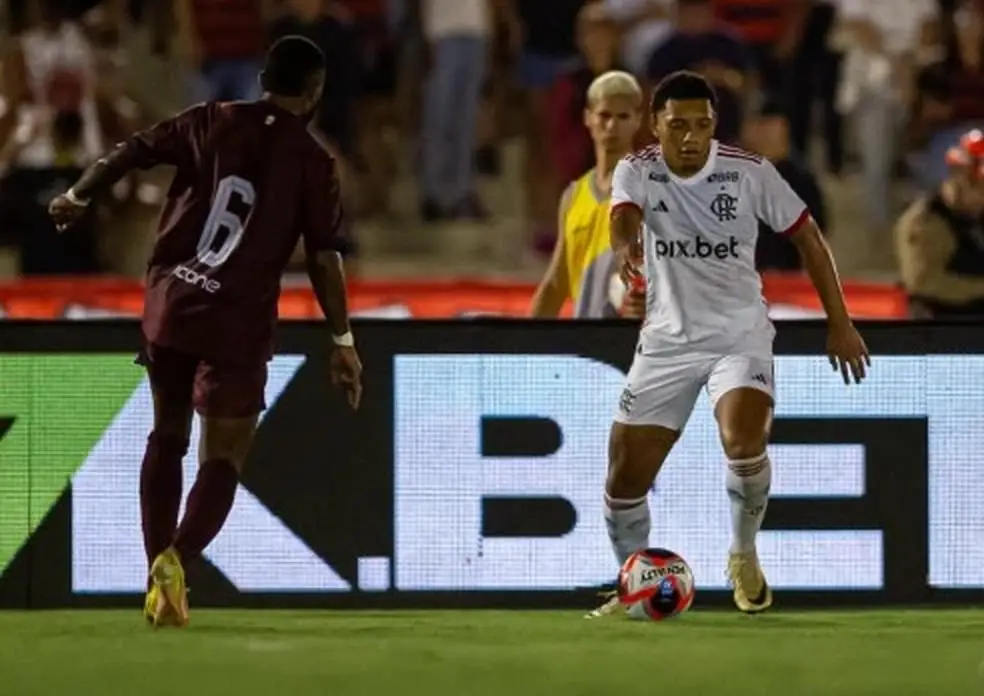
[173,458,239,563]
[139,432,187,567]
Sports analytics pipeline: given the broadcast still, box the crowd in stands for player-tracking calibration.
[1,0,984,317]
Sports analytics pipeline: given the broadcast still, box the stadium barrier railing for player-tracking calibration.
[2,319,978,609]
[0,274,909,319]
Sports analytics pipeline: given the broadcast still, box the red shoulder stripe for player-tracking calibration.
[627,144,662,163]
[718,144,763,163]
[718,151,762,164]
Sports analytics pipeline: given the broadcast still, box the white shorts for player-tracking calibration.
[614,348,774,430]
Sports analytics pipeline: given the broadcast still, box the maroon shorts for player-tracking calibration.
[136,343,268,418]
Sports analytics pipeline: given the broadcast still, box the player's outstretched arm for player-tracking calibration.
[788,220,870,384]
[530,185,574,317]
[48,106,204,231]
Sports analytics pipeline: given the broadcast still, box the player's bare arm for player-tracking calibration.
[303,154,363,410]
[307,249,363,410]
[789,220,871,384]
[610,203,644,276]
[530,186,574,317]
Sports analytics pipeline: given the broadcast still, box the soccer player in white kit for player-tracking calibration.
[590,71,870,617]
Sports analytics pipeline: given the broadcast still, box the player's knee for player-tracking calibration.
[606,423,671,499]
[147,430,189,458]
[719,427,768,462]
[606,467,652,500]
[201,445,249,474]
[151,414,192,444]
[200,417,257,473]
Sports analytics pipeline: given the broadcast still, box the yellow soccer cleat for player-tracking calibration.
[144,584,185,628]
[149,547,190,627]
[727,551,773,614]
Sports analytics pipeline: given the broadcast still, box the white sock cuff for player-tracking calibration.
[604,493,648,509]
[727,453,769,477]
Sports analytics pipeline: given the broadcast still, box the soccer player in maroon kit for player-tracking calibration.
[48,36,362,627]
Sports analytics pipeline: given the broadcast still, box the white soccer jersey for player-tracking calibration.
[611,140,810,355]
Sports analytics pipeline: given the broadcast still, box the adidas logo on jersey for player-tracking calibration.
[653,236,739,260]
[653,200,669,213]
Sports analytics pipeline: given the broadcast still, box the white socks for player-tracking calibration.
[604,493,651,565]
[725,453,772,554]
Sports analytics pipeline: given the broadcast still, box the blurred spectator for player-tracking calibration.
[419,0,492,221]
[744,99,826,271]
[174,0,268,103]
[513,0,587,254]
[549,3,625,188]
[712,0,810,96]
[603,0,672,77]
[910,0,984,191]
[1,0,104,167]
[786,0,844,174]
[80,2,142,147]
[646,0,754,144]
[838,0,939,230]
[896,128,984,318]
[337,0,400,219]
[0,109,99,274]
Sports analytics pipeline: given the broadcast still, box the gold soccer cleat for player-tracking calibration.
[727,551,773,614]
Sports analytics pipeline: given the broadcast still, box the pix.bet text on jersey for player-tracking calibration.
[112,101,346,365]
[611,141,809,355]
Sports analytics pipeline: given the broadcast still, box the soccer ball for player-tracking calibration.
[618,548,696,621]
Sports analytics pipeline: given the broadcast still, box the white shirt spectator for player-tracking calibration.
[836,0,937,110]
[422,0,491,41]
[838,0,936,56]
[16,20,103,167]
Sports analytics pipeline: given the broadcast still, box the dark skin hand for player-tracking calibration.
[330,346,362,409]
[48,193,88,231]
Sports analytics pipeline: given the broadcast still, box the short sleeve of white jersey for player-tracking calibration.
[753,159,811,236]
[611,157,647,213]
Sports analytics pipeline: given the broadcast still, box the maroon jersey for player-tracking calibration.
[116,101,345,364]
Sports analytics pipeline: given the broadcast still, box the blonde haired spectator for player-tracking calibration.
[531,69,643,319]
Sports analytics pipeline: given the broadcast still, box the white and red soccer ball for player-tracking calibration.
[618,548,696,620]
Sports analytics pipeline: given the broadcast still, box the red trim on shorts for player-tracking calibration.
[611,201,643,217]
[781,208,811,236]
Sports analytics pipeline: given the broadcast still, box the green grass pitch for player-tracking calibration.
[0,609,981,695]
